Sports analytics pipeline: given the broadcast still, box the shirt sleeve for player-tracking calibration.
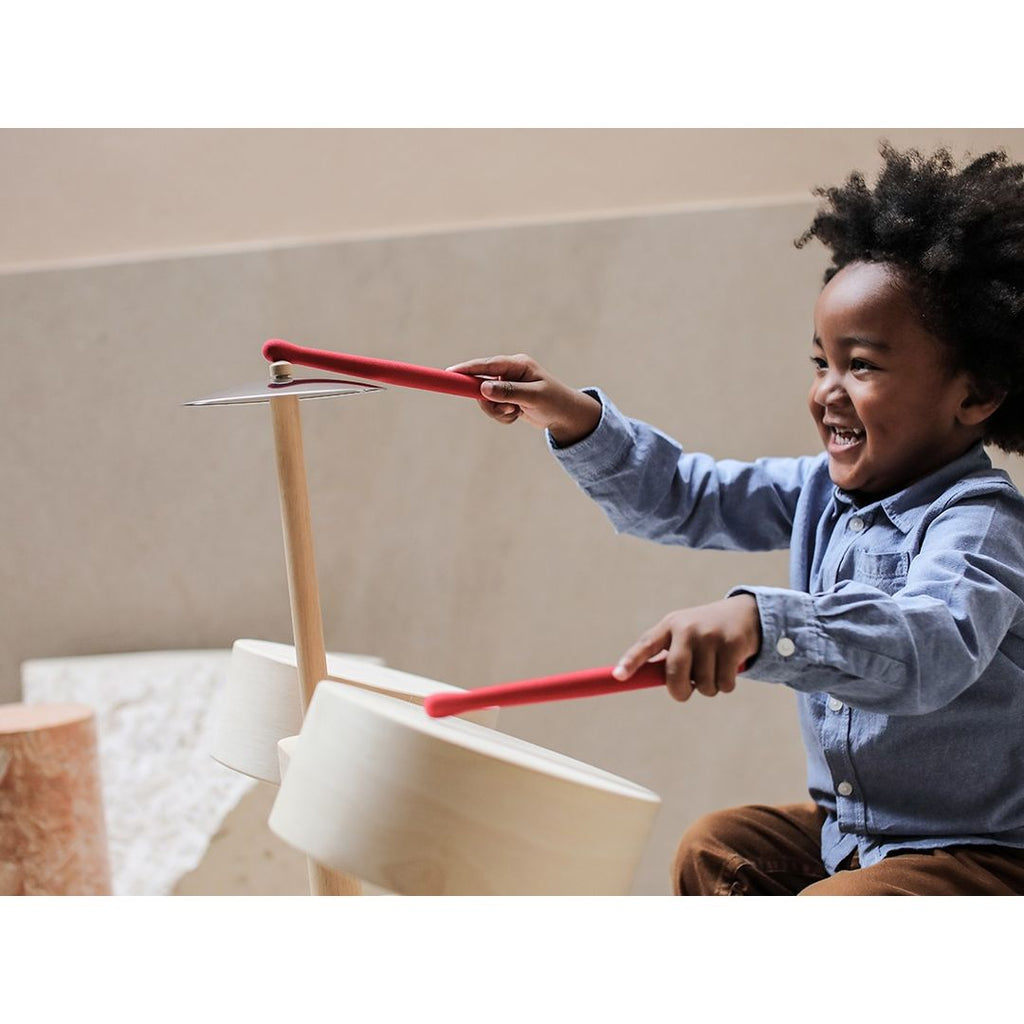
[548,388,819,552]
[732,485,1024,714]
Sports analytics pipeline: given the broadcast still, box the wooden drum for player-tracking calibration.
[268,680,661,895]
[211,639,498,784]
[0,703,111,895]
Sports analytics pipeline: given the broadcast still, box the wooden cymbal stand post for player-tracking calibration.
[269,364,361,897]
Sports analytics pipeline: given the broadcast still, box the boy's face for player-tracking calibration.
[808,260,980,499]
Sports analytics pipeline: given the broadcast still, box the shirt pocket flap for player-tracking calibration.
[855,549,912,582]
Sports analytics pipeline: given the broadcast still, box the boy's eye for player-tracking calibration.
[810,356,827,371]
[850,358,875,372]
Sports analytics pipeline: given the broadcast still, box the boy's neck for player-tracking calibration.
[841,439,988,508]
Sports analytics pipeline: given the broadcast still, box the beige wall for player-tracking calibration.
[5,129,1024,896]
[4,128,1024,271]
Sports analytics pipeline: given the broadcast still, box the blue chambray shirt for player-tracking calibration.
[550,389,1024,873]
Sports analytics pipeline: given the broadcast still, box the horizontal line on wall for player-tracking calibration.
[0,193,814,278]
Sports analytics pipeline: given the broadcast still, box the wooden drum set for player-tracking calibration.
[188,341,660,895]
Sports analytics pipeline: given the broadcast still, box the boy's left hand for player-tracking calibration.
[612,595,762,702]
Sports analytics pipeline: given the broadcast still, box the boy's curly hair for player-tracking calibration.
[796,142,1024,454]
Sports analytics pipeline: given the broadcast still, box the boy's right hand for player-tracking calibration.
[446,354,602,447]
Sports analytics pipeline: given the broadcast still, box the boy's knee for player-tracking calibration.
[677,807,747,855]
[672,802,824,895]
[672,807,757,895]
[797,870,905,896]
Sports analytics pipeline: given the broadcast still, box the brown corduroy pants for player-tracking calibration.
[673,802,1024,895]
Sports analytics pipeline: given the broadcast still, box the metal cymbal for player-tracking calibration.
[184,361,385,407]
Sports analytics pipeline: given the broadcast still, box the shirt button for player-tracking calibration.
[776,637,796,657]
[849,516,865,533]
[828,697,844,712]
[837,781,854,797]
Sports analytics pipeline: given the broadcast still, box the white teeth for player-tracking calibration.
[830,427,864,447]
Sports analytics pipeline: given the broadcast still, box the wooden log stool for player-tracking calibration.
[0,703,112,895]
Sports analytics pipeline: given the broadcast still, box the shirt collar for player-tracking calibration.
[831,442,992,533]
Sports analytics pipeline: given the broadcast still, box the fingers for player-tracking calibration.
[715,646,743,694]
[614,626,699,704]
[446,354,538,380]
[476,396,520,424]
[663,633,695,702]
[612,626,670,683]
[688,643,717,699]
[473,377,521,423]
[447,355,544,424]
[445,357,500,375]
[614,605,753,704]
[480,378,523,404]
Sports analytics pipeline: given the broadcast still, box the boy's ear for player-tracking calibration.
[958,379,1006,427]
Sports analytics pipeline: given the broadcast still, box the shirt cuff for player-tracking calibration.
[546,388,637,484]
[728,585,827,681]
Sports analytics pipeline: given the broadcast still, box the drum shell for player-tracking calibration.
[268,680,660,895]
[277,735,298,780]
[211,639,495,784]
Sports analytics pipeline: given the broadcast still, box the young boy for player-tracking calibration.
[449,144,1024,895]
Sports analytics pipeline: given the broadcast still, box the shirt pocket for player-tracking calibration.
[852,549,911,595]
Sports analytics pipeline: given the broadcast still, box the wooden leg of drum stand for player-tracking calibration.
[271,394,362,897]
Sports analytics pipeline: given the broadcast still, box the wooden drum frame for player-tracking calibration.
[189,347,662,896]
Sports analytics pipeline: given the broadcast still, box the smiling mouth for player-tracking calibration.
[828,426,865,449]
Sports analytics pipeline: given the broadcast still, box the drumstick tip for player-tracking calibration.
[263,338,289,361]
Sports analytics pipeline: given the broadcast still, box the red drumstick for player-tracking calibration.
[425,658,752,717]
[263,339,485,399]
[424,663,668,718]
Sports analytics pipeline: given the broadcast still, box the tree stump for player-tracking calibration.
[0,703,112,895]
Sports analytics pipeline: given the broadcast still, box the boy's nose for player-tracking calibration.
[813,374,847,406]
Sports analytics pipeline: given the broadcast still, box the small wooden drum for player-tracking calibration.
[268,680,661,895]
[211,639,498,784]
[0,703,111,895]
